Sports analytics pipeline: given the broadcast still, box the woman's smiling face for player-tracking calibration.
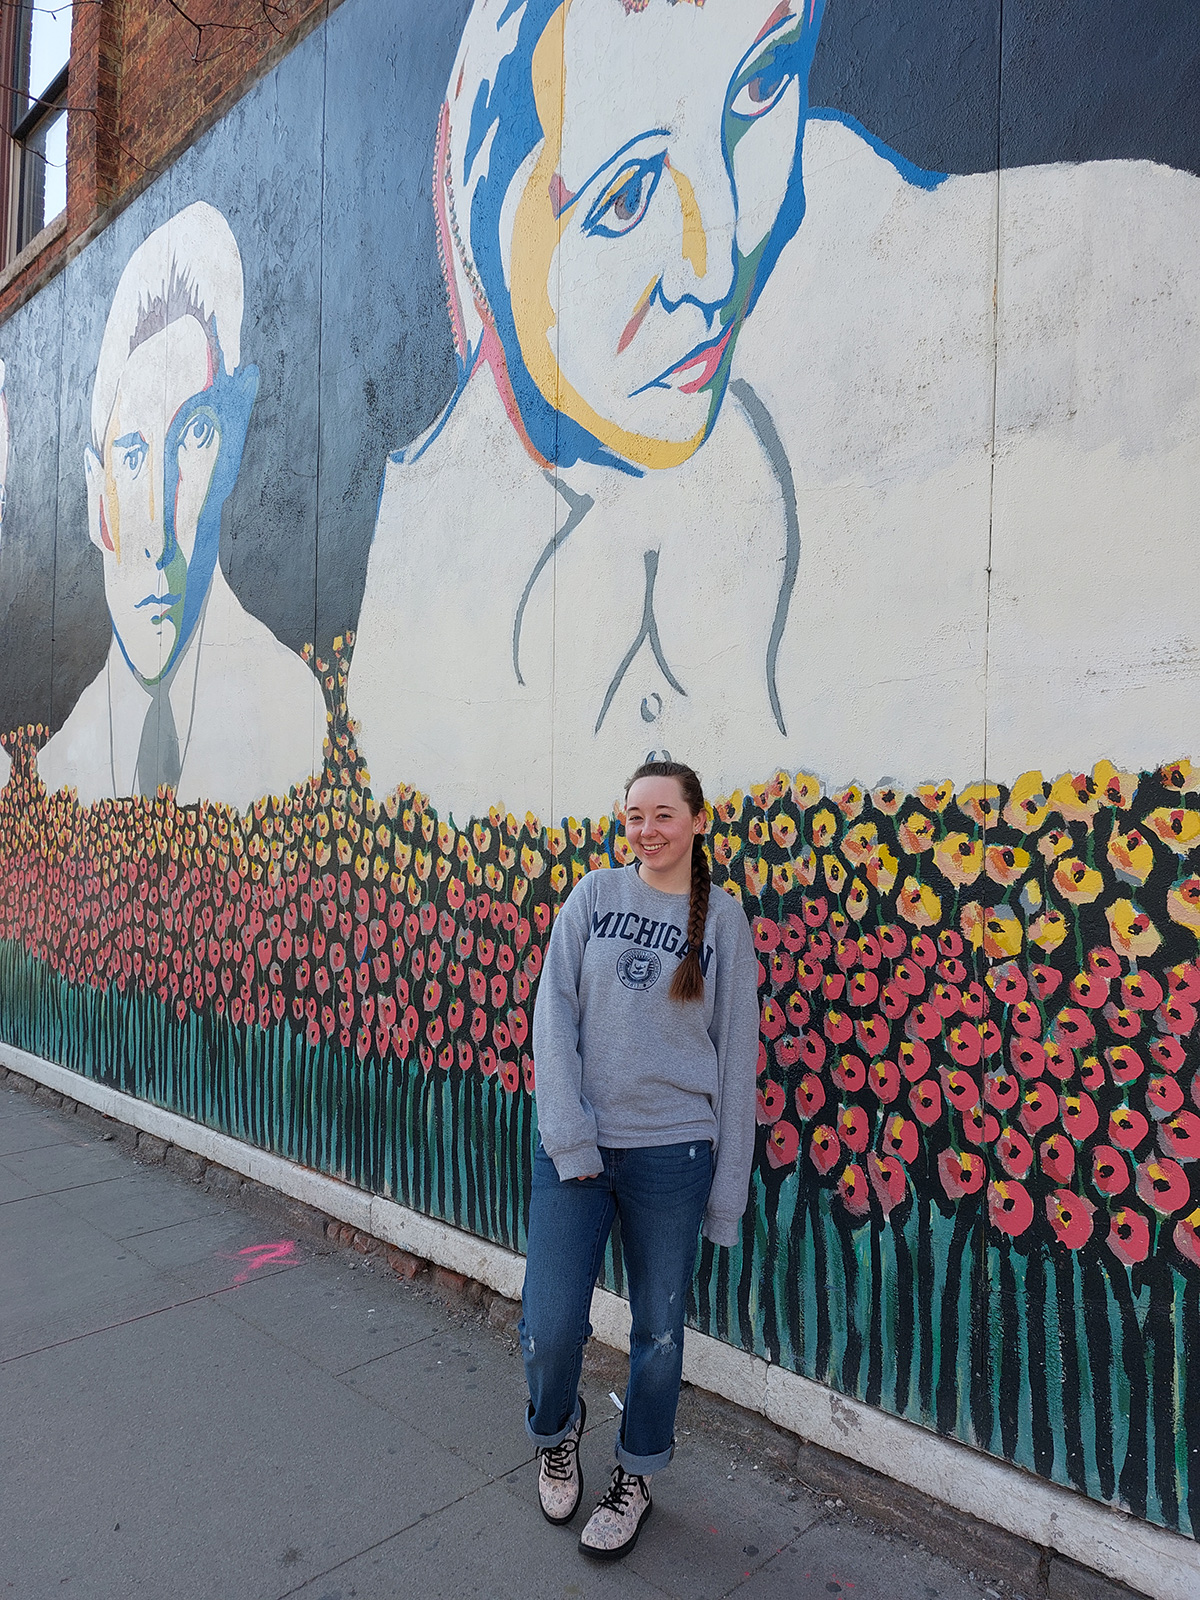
[507,0,811,472]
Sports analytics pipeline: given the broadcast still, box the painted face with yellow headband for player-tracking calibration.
[445,0,824,476]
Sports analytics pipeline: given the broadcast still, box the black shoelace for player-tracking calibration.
[540,1436,578,1481]
[598,1467,645,1511]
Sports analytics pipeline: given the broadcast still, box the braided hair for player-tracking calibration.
[624,760,711,1004]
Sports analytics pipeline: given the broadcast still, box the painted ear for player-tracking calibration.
[84,446,111,553]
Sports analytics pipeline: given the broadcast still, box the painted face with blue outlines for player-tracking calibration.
[508,0,810,472]
[86,318,221,684]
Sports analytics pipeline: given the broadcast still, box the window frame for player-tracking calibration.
[8,2,72,260]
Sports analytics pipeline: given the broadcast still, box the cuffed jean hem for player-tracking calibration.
[616,1435,675,1476]
[524,1397,582,1452]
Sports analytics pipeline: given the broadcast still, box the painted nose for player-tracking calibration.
[657,152,737,319]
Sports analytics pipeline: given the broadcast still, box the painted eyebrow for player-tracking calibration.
[562,128,670,214]
[113,431,147,451]
[754,2,795,47]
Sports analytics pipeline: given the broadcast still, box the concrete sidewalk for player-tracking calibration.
[0,1076,1082,1600]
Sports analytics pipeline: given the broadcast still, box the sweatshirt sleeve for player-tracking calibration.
[531,879,603,1181]
[702,901,761,1248]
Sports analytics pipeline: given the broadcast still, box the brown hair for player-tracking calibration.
[624,760,711,1004]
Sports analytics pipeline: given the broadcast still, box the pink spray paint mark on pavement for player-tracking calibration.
[226,1239,299,1285]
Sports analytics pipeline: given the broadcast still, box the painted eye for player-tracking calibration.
[584,157,664,239]
[729,68,794,119]
[182,416,216,451]
[121,442,148,475]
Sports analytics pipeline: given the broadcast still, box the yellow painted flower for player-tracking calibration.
[520,845,545,878]
[985,844,1030,886]
[550,864,567,893]
[898,811,936,854]
[712,832,741,868]
[866,846,899,894]
[956,782,1001,827]
[336,836,352,867]
[1166,877,1200,936]
[770,812,798,849]
[790,773,822,809]
[1092,760,1137,810]
[744,856,769,896]
[1106,898,1162,957]
[1052,856,1104,904]
[1036,828,1074,863]
[832,785,864,821]
[961,902,1023,959]
[748,817,768,846]
[771,862,796,895]
[841,822,879,866]
[897,877,942,928]
[473,822,493,853]
[810,807,838,849]
[1049,771,1101,829]
[571,859,587,885]
[315,840,331,868]
[545,827,567,857]
[795,845,818,886]
[1107,827,1155,887]
[1160,759,1200,794]
[824,854,848,894]
[613,837,634,865]
[1146,807,1200,856]
[916,779,954,813]
[932,833,984,886]
[438,819,456,854]
[846,877,870,921]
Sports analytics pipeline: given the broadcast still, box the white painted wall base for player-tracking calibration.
[4,1042,1196,1600]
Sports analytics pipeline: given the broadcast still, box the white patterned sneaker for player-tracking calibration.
[537,1397,587,1524]
[578,1465,652,1560]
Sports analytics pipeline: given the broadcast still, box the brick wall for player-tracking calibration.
[0,0,330,321]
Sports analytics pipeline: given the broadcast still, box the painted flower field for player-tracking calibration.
[0,638,1196,1537]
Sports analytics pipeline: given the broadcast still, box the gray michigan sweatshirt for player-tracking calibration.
[531,863,761,1248]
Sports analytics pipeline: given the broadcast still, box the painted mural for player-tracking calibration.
[0,0,1197,1546]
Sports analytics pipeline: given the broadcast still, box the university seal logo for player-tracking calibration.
[616,947,662,991]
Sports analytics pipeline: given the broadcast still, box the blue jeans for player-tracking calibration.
[520,1140,712,1476]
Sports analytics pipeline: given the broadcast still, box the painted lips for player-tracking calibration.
[663,327,734,395]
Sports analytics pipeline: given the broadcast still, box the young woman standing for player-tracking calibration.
[521,760,760,1559]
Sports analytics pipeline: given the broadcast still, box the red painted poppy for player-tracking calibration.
[1042,1038,1075,1082]
[979,1019,1003,1057]
[1107,1206,1151,1268]
[868,1152,908,1215]
[1046,1188,1095,1249]
[1053,1007,1096,1050]
[802,895,829,927]
[1173,1208,1200,1269]
[1159,1111,1200,1162]
[809,1125,841,1175]
[988,961,1028,1005]
[846,970,880,1008]
[941,1149,986,1200]
[855,1014,891,1056]
[880,981,910,1020]
[765,1119,801,1170]
[1010,1036,1047,1080]
[1168,962,1200,1002]
[1146,1075,1184,1119]
[1040,1133,1076,1182]
[1103,1003,1142,1041]
[839,1104,871,1153]
[1088,946,1122,980]
[960,981,988,1019]
[893,958,926,997]
[823,971,846,1003]
[962,1105,1000,1146]
[756,1081,786,1125]
[1108,1106,1150,1151]
[1019,1084,1059,1136]
[761,997,786,1040]
[878,924,907,958]
[824,1008,854,1045]
[938,957,969,985]
[1121,972,1164,1012]
[947,1022,983,1068]
[867,1057,901,1103]
[838,1163,871,1217]
[1061,1092,1099,1141]
[909,1078,943,1127]
[1149,1035,1186,1074]
[939,1067,980,1112]
[782,913,807,953]
[832,1053,867,1093]
[785,990,811,1029]
[1105,1045,1144,1085]
[987,1178,1034,1236]
[1011,1000,1042,1038]
[1156,997,1198,1037]
[800,1031,827,1070]
[774,1035,802,1070]
[754,916,782,952]
[908,1003,944,1041]
[985,1070,1021,1112]
[794,1073,826,1121]
[883,1114,919,1165]
[1069,970,1108,1008]
[769,951,796,988]
[1135,1156,1191,1216]
[997,1127,1034,1180]
[1030,963,1063,1000]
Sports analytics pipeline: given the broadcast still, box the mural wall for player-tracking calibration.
[0,0,1198,1543]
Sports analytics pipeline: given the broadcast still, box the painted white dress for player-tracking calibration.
[38,565,324,811]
